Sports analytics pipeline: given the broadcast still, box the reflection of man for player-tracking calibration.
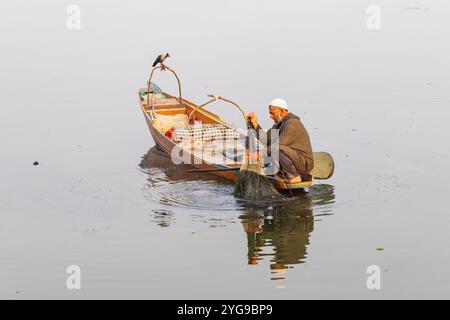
[246,98,314,183]
[242,206,314,273]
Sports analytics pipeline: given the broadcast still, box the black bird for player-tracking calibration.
[152,53,170,68]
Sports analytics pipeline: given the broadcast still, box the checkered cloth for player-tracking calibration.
[171,124,242,143]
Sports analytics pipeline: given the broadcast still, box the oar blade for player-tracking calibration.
[311,152,335,180]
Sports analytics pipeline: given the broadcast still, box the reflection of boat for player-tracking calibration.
[139,146,230,186]
[140,147,335,279]
[139,147,240,211]
[138,63,335,191]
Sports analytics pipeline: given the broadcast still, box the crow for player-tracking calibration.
[152,53,170,67]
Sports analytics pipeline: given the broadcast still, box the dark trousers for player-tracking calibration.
[278,150,299,179]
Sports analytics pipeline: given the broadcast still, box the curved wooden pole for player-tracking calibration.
[147,65,182,114]
[188,94,247,127]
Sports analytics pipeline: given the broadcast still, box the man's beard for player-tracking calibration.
[273,115,282,126]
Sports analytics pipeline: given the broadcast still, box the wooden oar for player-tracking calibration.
[311,152,335,180]
[186,152,335,179]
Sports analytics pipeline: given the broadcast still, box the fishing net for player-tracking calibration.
[234,163,282,201]
[233,124,282,201]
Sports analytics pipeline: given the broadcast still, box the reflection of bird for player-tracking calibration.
[152,53,170,68]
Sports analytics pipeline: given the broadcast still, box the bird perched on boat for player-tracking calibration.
[152,53,170,70]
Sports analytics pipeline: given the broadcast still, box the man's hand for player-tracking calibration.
[246,112,258,129]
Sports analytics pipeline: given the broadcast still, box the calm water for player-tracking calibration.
[1,0,450,299]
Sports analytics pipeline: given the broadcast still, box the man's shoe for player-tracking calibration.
[274,175,302,183]
[288,176,302,184]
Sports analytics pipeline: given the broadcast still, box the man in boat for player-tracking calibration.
[246,98,314,183]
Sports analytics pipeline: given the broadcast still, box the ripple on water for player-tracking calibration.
[139,147,335,214]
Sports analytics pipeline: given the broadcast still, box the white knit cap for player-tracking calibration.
[269,98,288,110]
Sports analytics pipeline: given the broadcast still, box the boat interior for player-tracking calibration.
[139,87,247,166]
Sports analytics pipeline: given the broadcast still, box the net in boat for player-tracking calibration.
[171,124,242,143]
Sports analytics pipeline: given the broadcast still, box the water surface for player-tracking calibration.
[1,0,450,299]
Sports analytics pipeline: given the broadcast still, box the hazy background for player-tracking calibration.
[1,0,450,299]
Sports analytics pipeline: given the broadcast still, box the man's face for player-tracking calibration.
[269,106,283,122]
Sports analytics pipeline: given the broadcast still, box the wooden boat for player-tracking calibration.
[138,64,334,191]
